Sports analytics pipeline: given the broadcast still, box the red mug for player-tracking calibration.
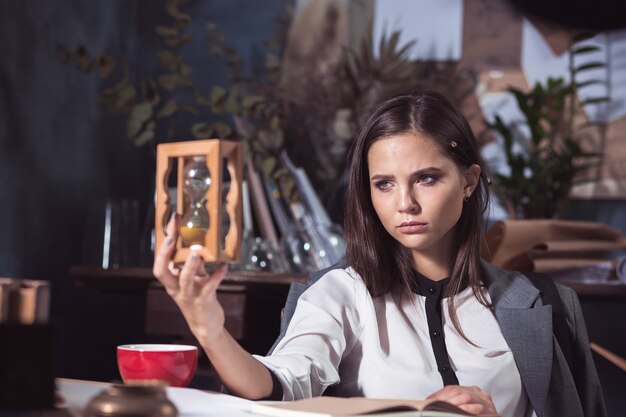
[117,344,198,387]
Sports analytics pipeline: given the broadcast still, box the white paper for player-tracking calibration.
[166,386,253,416]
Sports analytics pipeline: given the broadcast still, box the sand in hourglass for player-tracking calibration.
[179,225,208,248]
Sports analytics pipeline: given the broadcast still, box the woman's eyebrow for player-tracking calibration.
[370,174,394,181]
[409,167,443,177]
[370,167,443,181]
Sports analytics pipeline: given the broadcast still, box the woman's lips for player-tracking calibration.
[397,221,427,234]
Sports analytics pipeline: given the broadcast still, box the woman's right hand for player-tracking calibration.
[154,215,274,399]
[152,214,229,348]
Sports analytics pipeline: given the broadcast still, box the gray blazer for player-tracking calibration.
[271,261,606,417]
[481,261,606,417]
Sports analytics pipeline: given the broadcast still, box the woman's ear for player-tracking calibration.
[464,164,481,194]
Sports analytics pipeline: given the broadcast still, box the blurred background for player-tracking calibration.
[0,0,625,414]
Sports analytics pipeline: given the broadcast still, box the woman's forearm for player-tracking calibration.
[203,328,275,400]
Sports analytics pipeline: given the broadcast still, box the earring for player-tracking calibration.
[464,194,470,202]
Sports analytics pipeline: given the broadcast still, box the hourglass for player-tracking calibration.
[155,140,243,264]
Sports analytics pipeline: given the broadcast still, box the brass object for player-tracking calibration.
[84,382,178,417]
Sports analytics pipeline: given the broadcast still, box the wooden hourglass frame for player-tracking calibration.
[155,139,243,264]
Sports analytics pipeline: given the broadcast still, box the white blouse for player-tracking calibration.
[254,267,533,417]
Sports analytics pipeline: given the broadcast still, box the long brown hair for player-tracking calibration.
[344,91,491,338]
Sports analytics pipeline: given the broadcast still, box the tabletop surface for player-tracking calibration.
[57,378,257,417]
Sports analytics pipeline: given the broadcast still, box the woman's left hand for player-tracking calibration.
[427,385,497,416]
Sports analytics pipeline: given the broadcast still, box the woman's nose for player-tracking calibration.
[399,190,419,213]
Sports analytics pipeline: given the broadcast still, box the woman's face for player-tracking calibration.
[367,132,480,264]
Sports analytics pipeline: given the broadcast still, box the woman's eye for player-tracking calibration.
[375,180,392,191]
[417,174,437,185]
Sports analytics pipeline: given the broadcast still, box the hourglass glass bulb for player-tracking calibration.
[184,156,211,201]
[180,156,212,249]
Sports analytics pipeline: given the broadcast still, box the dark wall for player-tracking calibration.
[0,0,290,382]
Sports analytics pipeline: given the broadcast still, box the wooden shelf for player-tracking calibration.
[70,266,308,292]
[553,278,626,299]
[69,266,626,299]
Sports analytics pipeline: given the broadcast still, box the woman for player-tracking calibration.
[153,91,605,417]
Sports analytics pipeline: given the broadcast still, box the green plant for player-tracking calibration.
[488,33,609,219]
[57,0,291,152]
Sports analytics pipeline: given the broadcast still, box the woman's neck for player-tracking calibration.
[411,238,455,281]
[411,254,451,281]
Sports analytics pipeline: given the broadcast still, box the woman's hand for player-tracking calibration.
[427,385,497,416]
[153,214,275,399]
[152,214,229,347]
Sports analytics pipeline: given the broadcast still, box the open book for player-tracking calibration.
[251,396,499,417]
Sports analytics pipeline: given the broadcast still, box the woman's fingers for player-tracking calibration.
[434,390,473,405]
[199,263,229,297]
[428,385,495,415]
[429,385,478,400]
[153,214,180,292]
[179,252,204,300]
[185,262,229,298]
[155,211,226,303]
[457,403,485,415]
[166,212,179,237]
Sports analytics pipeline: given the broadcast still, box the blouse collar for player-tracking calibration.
[411,270,467,298]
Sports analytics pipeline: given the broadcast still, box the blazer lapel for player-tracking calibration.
[482,262,553,417]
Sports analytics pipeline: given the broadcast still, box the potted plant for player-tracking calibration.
[488,33,609,219]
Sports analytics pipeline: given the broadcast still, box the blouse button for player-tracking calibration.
[431,330,440,337]
[428,287,437,294]
[441,366,449,372]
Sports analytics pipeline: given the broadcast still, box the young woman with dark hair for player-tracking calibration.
[153,91,605,417]
[343,92,491,340]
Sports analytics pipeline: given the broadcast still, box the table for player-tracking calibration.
[56,378,256,417]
